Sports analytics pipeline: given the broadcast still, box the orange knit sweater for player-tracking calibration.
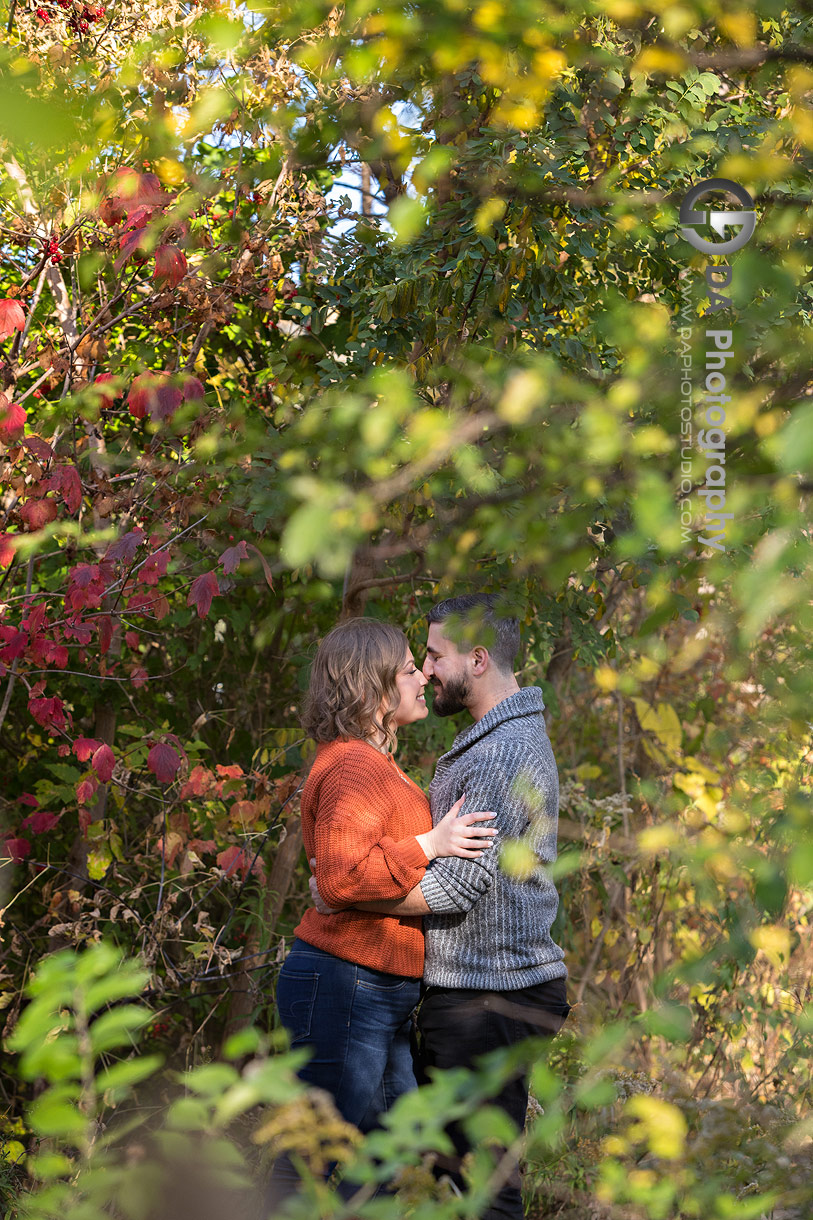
[294,738,431,977]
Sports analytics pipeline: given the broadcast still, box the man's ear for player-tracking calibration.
[471,647,489,675]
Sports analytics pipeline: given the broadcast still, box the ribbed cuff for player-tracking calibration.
[419,867,466,914]
[394,835,431,868]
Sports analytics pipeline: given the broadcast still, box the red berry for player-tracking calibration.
[79,18,89,31]
[36,6,50,21]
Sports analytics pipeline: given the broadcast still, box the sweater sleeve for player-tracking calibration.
[313,756,429,908]
[420,745,557,914]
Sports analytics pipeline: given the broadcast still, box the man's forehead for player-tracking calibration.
[426,622,458,652]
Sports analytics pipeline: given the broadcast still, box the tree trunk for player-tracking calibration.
[219,805,305,1049]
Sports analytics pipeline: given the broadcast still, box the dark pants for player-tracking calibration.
[415,976,571,1220]
[266,940,421,1211]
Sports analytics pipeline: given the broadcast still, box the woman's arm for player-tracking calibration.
[312,758,496,909]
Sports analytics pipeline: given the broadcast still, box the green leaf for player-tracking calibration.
[84,967,150,1014]
[89,1005,152,1054]
[166,1096,212,1131]
[96,1054,164,1098]
[29,1087,85,1140]
[182,1063,239,1097]
[387,196,427,246]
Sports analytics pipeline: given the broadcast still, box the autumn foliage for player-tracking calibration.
[1,0,813,1216]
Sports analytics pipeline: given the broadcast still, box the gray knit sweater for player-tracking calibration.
[420,687,567,990]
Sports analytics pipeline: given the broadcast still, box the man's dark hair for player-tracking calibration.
[427,594,520,674]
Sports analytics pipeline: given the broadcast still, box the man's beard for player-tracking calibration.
[430,674,472,717]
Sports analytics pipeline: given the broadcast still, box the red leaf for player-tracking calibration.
[44,642,69,669]
[216,844,249,879]
[106,527,145,564]
[125,630,139,649]
[219,540,248,574]
[0,299,25,341]
[139,550,169,586]
[0,533,15,567]
[74,737,101,762]
[76,775,98,805]
[64,618,92,645]
[93,373,119,408]
[0,628,27,662]
[58,466,82,515]
[114,225,150,271]
[148,742,181,784]
[79,807,92,837]
[22,810,60,834]
[153,594,170,621]
[153,244,187,288]
[216,764,244,779]
[127,374,150,420]
[179,764,214,798]
[92,743,116,783]
[0,397,26,442]
[19,498,58,530]
[128,372,183,422]
[182,375,205,403]
[23,435,54,462]
[98,615,113,655]
[18,793,39,807]
[29,694,68,731]
[188,838,217,856]
[4,836,31,863]
[187,570,218,618]
[131,666,148,687]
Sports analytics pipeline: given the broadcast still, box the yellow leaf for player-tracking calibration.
[625,1095,687,1159]
[499,839,537,881]
[474,196,506,234]
[594,665,618,692]
[634,47,689,75]
[749,924,791,966]
[638,825,679,853]
[155,157,185,186]
[718,11,757,46]
[632,699,682,754]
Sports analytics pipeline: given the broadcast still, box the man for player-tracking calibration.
[312,593,570,1219]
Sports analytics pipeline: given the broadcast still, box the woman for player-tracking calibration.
[270,617,496,1199]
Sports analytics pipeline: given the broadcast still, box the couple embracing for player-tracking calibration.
[270,594,570,1219]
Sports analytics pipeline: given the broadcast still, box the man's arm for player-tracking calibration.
[416,745,555,914]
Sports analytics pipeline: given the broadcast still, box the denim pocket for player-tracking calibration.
[355,964,413,992]
[276,969,319,1042]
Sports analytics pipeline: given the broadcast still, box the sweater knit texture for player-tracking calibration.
[294,737,431,977]
[420,687,568,990]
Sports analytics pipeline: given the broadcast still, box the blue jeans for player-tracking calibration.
[267,939,421,1206]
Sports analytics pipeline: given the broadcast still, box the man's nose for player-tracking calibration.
[417,669,428,688]
[421,656,433,678]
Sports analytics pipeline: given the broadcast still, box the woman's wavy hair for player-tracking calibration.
[301,617,409,751]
